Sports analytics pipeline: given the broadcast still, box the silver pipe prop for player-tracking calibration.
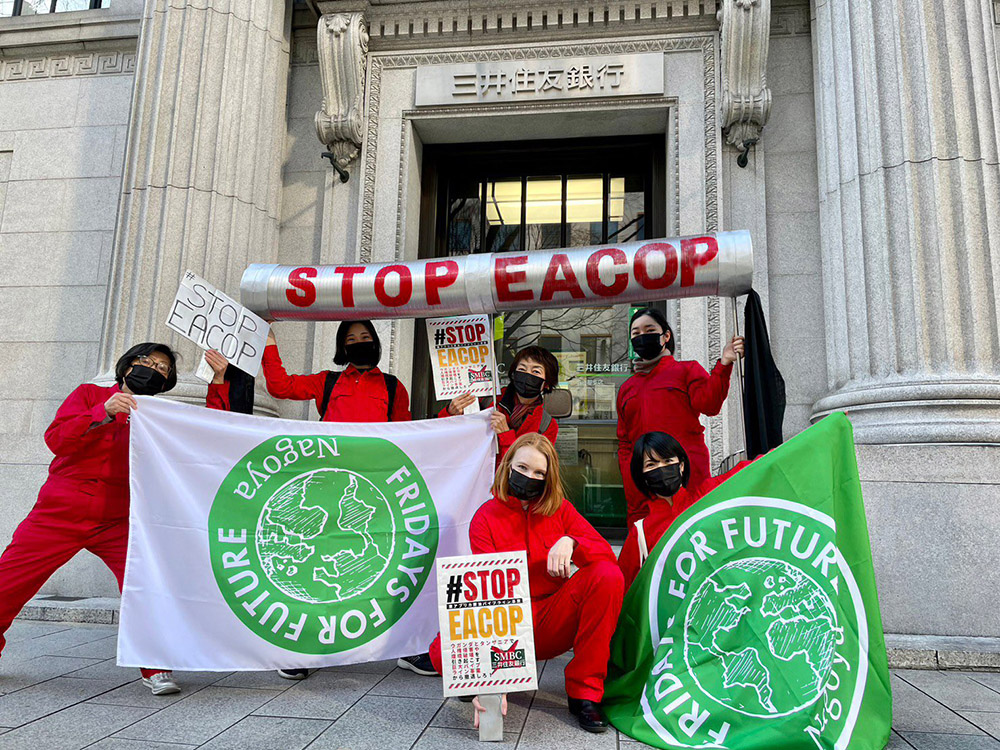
[240,230,753,321]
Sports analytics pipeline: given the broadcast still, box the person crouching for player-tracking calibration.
[420,433,624,733]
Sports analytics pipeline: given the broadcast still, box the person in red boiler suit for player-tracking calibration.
[0,343,230,696]
[418,433,624,734]
[616,307,745,527]
[260,320,410,424]
[617,431,750,590]
[440,345,560,464]
[258,319,409,681]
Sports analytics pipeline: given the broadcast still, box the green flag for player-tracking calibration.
[604,413,892,749]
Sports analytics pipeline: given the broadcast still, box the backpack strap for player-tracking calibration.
[318,370,340,418]
[636,518,649,565]
[383,374,399,420]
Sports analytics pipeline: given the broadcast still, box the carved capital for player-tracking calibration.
[315,12,369,167]
[718,0,772,147]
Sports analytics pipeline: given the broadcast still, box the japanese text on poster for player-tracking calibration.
[437,552,537,698]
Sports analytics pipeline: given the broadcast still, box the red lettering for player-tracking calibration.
[425,260,459,306]
[374,265,413,307]
[334,266,366,307]
[286,267,317,308]
[539,253,585,302]
[491,569,506,599]
[506,567,520,593]
[635,242,679,290]
[585,247,629,297]
[494,255,534,303]
[680,236,719,287]
[477,570,491,599]
[463,572,477,601]
[475,323,487,339]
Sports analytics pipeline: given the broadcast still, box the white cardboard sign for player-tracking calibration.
[426,315,496,401]
[437,551,537,698]
[166,271,269,377]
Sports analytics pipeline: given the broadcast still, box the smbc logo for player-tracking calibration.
[641,498,869,749]
[208,435,438,654]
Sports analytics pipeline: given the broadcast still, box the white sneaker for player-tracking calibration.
[142,671,181,695]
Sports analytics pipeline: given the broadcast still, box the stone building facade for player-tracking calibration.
[1,0,998,639]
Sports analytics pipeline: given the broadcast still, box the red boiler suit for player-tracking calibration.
[438,386,559,464]
[618,460,751,590]
[616,355,732,526]
[261,344,411,422]
[429,493,624,701]
[0,382,228,671]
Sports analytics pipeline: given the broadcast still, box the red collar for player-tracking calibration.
[343,364,382,378]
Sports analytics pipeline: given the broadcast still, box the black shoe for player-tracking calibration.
[276,668,309,680]
[397,653,437,676]
[568,698,609,733]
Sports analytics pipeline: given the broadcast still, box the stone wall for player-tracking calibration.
[762,11,826,439]
[0,42,137,596]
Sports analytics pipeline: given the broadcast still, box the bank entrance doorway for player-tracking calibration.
[415,136,666,534]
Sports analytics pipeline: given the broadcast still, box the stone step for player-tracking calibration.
[15,597,1000,671]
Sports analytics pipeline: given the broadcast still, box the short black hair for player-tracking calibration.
[115,343,178,392]
[630,307,675,354]
[333,320,381,367]
[630,431,691,497]
[511,346,560,392]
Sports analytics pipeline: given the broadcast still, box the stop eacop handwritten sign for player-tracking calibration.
[426,314,496,401]
[437,552,537,699]
[166,271,269,377]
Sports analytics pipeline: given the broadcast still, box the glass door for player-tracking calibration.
[418,136,666,534]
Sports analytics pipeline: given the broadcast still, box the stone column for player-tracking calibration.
[97,0,291,405]
[810,0,1000,443]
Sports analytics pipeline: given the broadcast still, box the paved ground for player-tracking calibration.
[0,621,999,749]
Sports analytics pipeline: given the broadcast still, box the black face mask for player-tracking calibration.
[644,464,684,498]
[125,365,167,396]
[631,333,665,361]
[344,341,380,369]
[510,370,545,400]
[508,469,546,502]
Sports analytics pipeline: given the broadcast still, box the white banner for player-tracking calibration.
[120,397,496,671]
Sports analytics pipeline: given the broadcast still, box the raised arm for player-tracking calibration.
[260,331,326,402]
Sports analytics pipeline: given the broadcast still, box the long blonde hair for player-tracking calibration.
[492,433,565,516]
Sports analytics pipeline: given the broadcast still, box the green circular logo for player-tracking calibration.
[642,498,867,749]
[209,435,438,654]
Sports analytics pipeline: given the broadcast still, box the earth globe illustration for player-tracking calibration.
[255,468,394,603]
[683,557,842,717]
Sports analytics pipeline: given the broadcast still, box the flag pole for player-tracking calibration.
[731,296,748,459]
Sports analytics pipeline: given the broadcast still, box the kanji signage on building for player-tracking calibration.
[415,53,665,106]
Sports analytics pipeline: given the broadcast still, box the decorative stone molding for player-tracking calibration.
[315,12,369,168]
[718,0,771,147]
[0,51,135,82]
[291,30,319,66]
[770,5,810,36]
[366,0,718,47]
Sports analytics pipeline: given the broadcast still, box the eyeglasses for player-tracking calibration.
[132,355,172,376]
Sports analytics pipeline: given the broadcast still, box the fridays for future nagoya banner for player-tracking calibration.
[119,397,495,670]
[604,413,892,750]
